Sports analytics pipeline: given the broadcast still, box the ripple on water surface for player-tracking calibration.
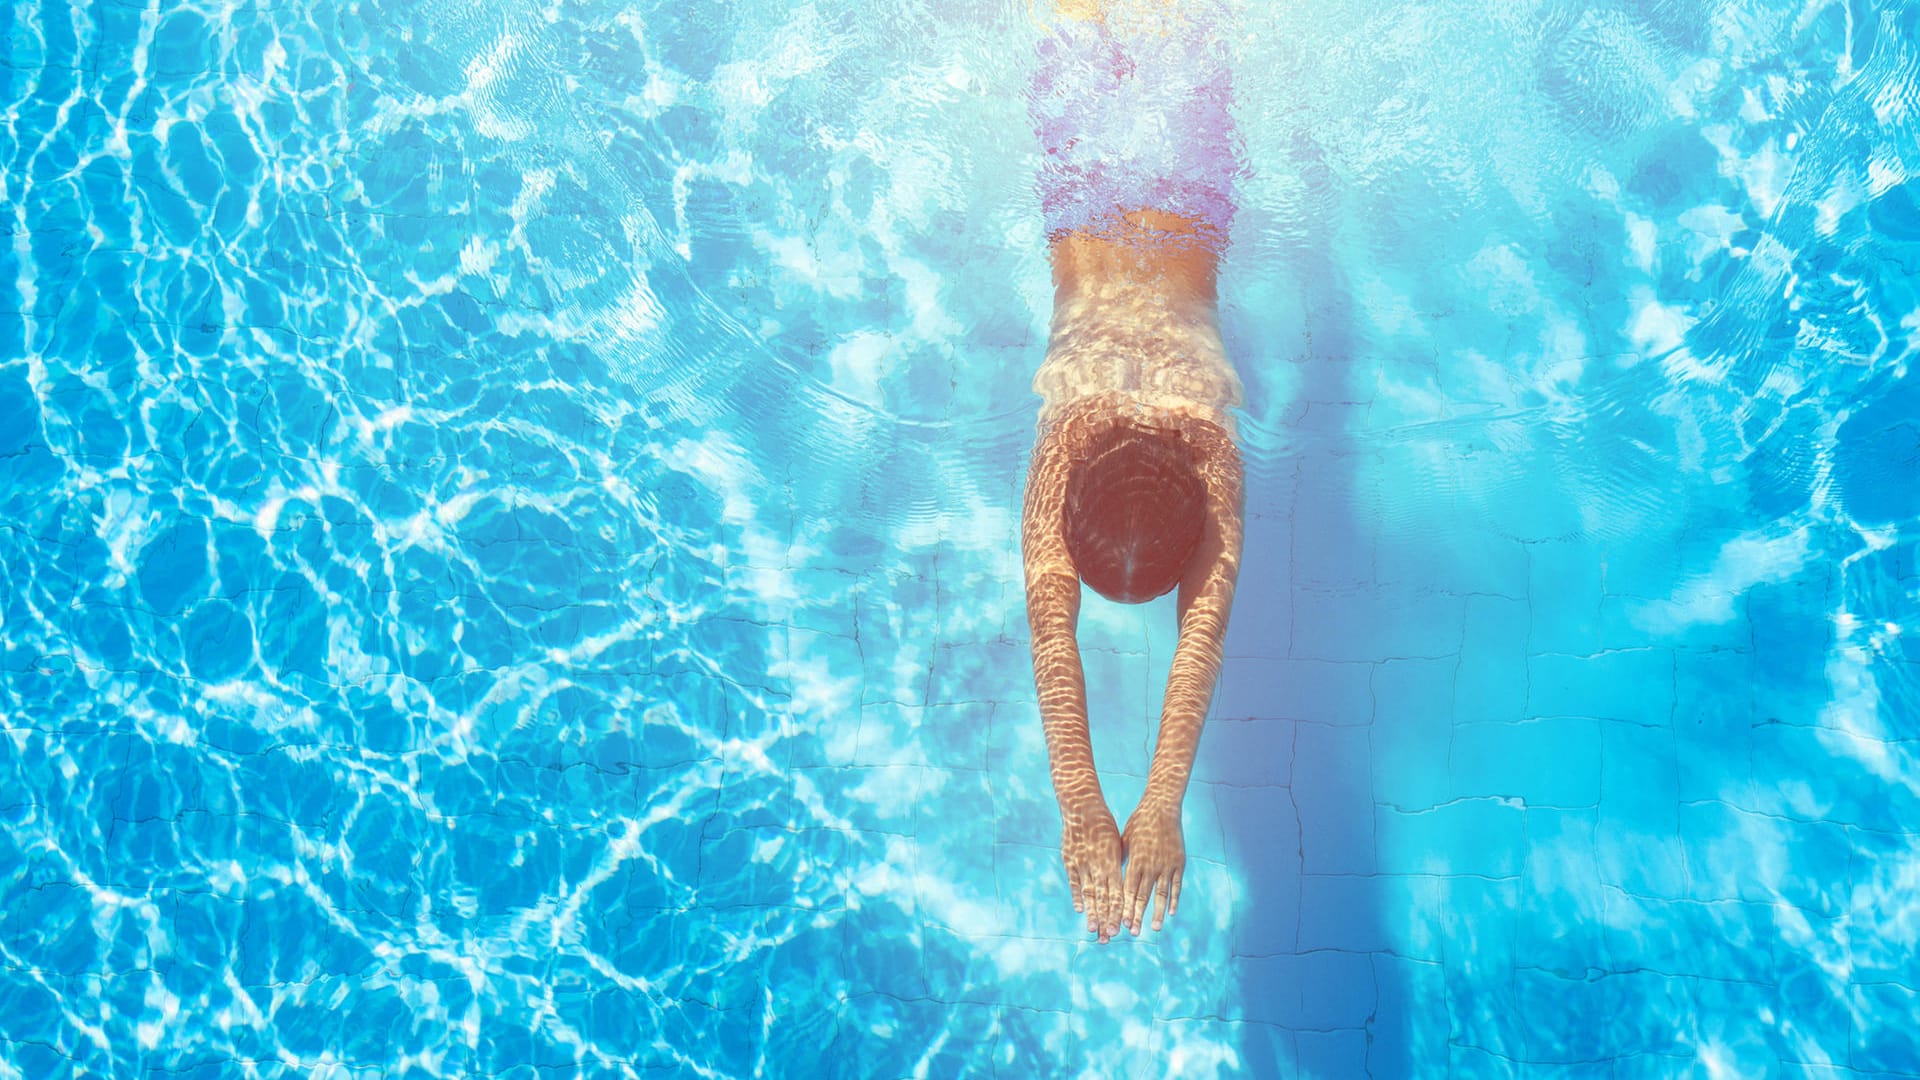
[4,0,1920,1076]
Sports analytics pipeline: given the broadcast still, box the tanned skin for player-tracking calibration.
[1024,387,1242,943]
[1023,0,1247,945]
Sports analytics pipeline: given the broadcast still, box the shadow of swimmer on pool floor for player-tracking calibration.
[1019,0,1247,944]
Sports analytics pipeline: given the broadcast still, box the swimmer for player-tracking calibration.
[1022,0,1246,943]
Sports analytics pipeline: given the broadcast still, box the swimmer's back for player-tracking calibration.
[1028,3,1245,434]
[1034,277,1243,435]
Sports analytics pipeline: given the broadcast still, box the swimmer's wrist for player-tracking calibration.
[1138,775,1190,813]
[1057,784,1111,816]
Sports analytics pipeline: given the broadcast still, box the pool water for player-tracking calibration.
[4,0,1919,1075]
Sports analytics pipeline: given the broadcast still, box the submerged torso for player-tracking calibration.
[1034,275,1244,436]
[1029,0,1245,438]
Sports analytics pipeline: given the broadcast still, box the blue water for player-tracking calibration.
[4,0,1919,1075]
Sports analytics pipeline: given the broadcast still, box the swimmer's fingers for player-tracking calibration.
[1089,859,1109,941]
[1153,868,1183,932]
[1123,857,1152,936]
[1099,859,1125,942]
[1083,843,1117,942]
[1120,807,1185,934]
[1125,865,1178,935]
[1075,856,1105,936]
[1062,806,1125,941]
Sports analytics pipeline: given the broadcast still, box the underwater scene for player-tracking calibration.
[4,0,1920,1075]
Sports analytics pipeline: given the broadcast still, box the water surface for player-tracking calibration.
[3,0,1919,1075]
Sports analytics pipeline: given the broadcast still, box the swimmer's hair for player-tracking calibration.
[1064,420,1207,604]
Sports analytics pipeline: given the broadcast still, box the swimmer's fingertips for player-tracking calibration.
[1102,869,1122,939]
[1122,865,1144,933]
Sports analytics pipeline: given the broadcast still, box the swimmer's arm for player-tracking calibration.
[1117,436,1240,934]
[1024,429,1130,936]
[1023,431,1103,818]
[1141,438,1244,815]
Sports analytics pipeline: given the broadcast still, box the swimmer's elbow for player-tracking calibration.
[1026,570,1082,627]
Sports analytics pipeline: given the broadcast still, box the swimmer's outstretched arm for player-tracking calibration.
[1023,426,1127,942]
[1121,433,1243,934]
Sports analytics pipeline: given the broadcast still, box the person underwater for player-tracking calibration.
[1022,0,1246,943]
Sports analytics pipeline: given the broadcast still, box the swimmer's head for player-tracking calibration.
[1064,421,1206,604]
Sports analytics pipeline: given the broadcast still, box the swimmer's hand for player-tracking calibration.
[1061,799,1125,942]
[1121,805,1184,934]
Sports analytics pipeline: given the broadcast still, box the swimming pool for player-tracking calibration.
[3,0,1917,1074]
